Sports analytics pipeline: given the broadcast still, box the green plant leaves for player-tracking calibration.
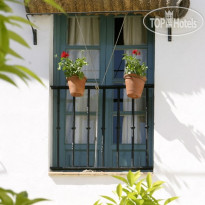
[43,0,64,12]
[0,64,45,86]
[113,176,128,184]
[101,195,117,204]
[15,65,45,86]
[136,181,142,194]
[123,53,148,76]
[116,184,122,198]
[0,191,14,205]
[58,54,88,79]
[93,199,102,205]
[164,197,179,205]
[127,170,135,187]
[146,173,152,188]
[0,73,16,86]
[0,0,12,12]
[0,20,9,55]
[95,171,179,205]
[0,188,48,205]
[8,30,30,48]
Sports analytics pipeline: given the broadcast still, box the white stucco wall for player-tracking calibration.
[0,1,205,205]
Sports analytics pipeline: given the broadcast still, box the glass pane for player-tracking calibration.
[114,50,125,79]
[115,18,124,45]
[113,115,146,144]
[67,16,100,45]
[65,115,96,144]
[114,49,147,79]
[67,50,99,80]
[123,16,147,45]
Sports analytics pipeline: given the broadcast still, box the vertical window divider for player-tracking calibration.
[87,88,91,167]
[145,88,149,166]
[117,88,121,167]
[56,89,61,167]
[101,88,106,167]
[131,98,135,167]
[72,97,76,167]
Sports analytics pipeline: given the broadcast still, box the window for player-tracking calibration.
[51,15,154,171]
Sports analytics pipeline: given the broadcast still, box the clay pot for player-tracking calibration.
[124,74,146,99]
[66,76,87,97]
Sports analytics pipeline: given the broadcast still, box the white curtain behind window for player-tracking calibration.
[66,17,99,144]
[123,16,147,45]
[122,16,146,144]
[68,17,99,45]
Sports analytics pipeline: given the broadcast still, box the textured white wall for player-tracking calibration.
[154,1,205,204]
[0,1,205,205]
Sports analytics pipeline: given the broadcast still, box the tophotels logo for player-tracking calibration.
[143,6,204,37]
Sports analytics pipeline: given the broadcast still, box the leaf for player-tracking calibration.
[5,0,23,5]
[147,186,163,195]
[0,188,16,196]
[112,176,128,184]
[127,171,134,187]
[14,65,45,86]
[8,48,23,59]
[133,199,144,205]
[146,173,152,188]
[164,197,179,205]
[0,20,9,54]
[153,181,165,187]
[0,65,29,84]
[0,1,12,12]
[119,197,127,205]
[16,191,48,205]
[15,192,29,205]
[136,181,142,194]
[101,196,117,204]
[0,73,17,86]
[24,198,48,205]
[93,199,102,205]
[43,0,64,12]
[8,30,30,48]
[8,16,36,27]
[134,171,141,183]
[116,184,122,198]
[122,188,130,195]
[0,190,14,205]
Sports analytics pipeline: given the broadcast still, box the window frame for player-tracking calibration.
[51,14,155,172]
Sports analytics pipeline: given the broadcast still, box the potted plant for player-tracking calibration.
[123,49,148,99]
[57,51,88,97]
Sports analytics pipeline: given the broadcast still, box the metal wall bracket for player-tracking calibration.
[26,14,37,45]
[168,27,172,42]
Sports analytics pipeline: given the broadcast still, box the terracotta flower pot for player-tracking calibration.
[66,76,87,97]
[124,74,146,99]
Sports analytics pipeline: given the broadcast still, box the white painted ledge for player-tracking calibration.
[48,171,129,176]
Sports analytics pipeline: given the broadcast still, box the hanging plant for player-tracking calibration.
[57,51,88,97]
[123,49,148,99]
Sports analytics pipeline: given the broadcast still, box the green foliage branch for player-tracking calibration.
[0,0,46,86]
[0,187,48,205]
[94,170,178,205]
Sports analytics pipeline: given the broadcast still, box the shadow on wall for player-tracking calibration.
[0,162,7,175]
[154,61,205,196]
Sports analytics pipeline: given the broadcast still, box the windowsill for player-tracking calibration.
[49,171,129,176]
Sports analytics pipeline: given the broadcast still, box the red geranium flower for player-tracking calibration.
[61,51,69,58]
[132,49,141,56]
